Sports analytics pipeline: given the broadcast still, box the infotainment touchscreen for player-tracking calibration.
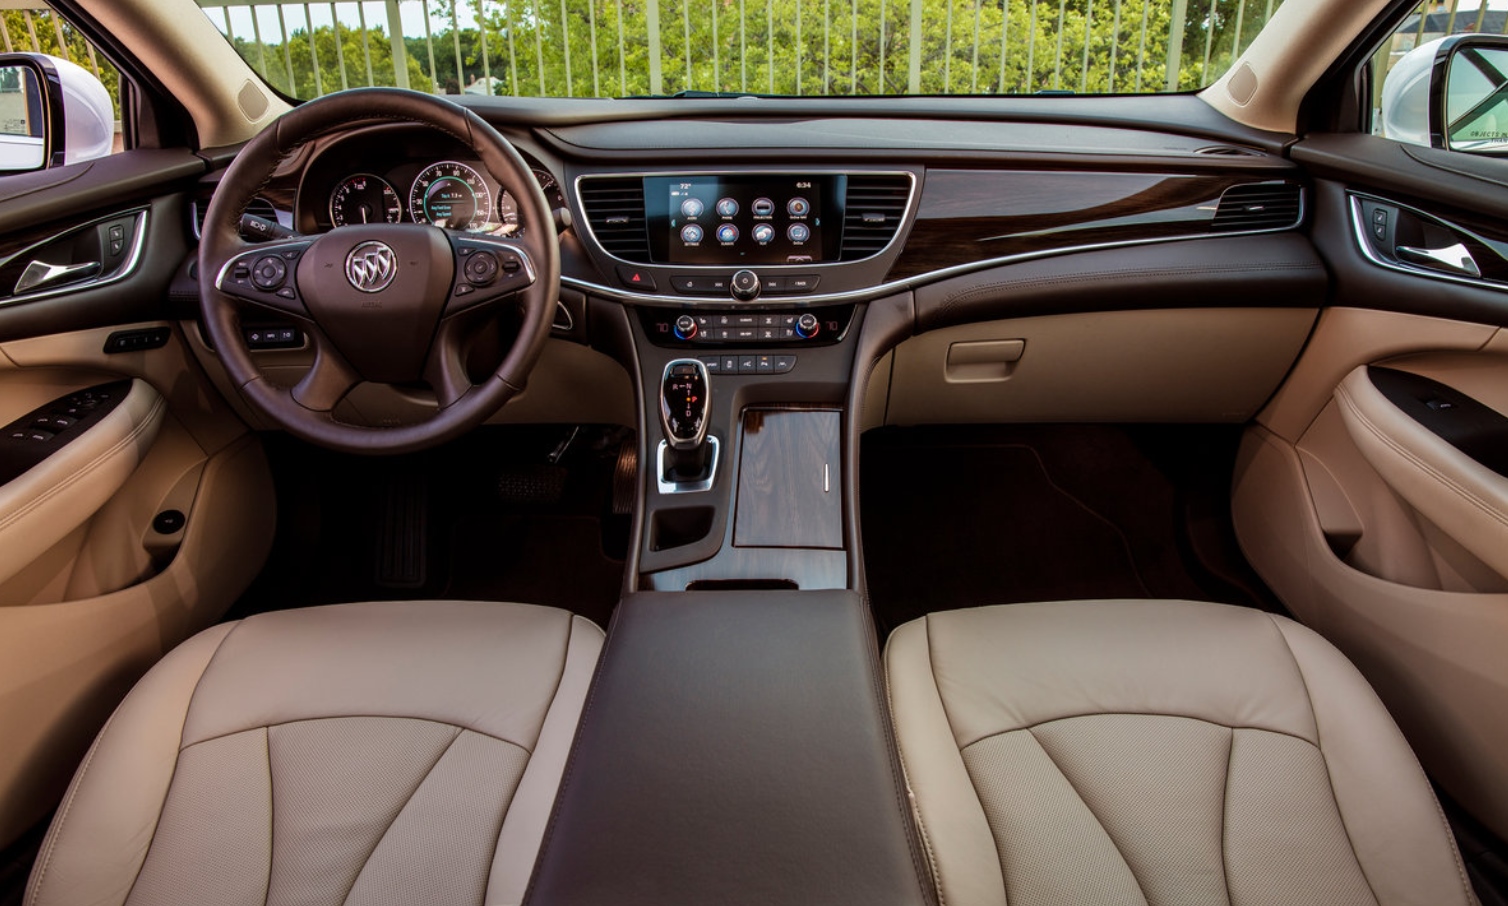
[643,175,845,266]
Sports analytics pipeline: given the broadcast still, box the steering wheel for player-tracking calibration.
[198,89,560,455]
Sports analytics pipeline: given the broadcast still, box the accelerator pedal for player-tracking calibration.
[375,473,428,589]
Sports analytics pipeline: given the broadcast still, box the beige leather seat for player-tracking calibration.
[23,600,603,906]
[886,599,1480,906]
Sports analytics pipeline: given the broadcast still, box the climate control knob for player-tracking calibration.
[674,315,698,340]
[795,312,820,339]
[731,269,761,301]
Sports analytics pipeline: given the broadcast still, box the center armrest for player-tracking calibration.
[525,590,933,906]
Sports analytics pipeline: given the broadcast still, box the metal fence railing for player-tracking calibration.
[195,0,1299,100]
[4,1,1504,116]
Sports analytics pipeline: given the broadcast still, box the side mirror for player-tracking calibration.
[1428,34,1508,154]
[0,52,114,173]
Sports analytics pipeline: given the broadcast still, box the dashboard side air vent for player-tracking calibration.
[1195,144,1263,157]
[194,194,278,238]
[840,175,912,261]
[579,177,651,263]
[1211,182,1303,232]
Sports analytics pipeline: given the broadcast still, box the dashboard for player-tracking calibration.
[263,111,1311,319]
[216,104,1320,374]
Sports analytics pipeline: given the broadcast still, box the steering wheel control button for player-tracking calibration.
[674,315,698,340]
[344,240,399,293]
[796,312,821,339]
[731,269,761,301]
[251,256,287,290]
[464,251,500,285]
[617,266,657,291]
[243,326,303,349]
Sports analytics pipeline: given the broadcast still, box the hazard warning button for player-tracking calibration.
[616,266,658,292]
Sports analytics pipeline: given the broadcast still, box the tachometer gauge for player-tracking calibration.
[495,191,522,236]
[329,174,401,227]
[483,169,566,238]
[409,161,492,231]
[532,168,567,208]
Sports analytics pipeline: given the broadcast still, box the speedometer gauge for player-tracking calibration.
[409,161,493,231]
[329,174,401,227]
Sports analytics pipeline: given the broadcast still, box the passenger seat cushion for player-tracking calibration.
[885,600,1478,906]
[25,600,604,906]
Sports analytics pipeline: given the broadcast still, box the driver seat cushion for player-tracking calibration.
[885,599,1480,906]
[23,600,604,906]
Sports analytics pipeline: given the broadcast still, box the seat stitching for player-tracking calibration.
[24,699,125,906]
[1263,613,1382,906]
[1219,727,1234,906]
[521,601,627,906]
[897,616,947,906]
[858,602,940,906]
[963,712,1316,750]
[184,713,535,753]
[1025,727,1151,906]
[261,727,273,906]
[478,615,577,904]
[338,725,465,906]
[108,622,243,906]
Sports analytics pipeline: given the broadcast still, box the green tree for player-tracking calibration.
[211,0,1284,100]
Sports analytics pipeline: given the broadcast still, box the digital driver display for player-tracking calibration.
[645,175,842,266]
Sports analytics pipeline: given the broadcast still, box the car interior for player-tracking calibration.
[3,0,1508,903]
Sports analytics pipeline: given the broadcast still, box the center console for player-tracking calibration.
[568,166,920,592]
[521,168,932,906]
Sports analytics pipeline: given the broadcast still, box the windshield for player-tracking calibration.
[202,0,1289,99]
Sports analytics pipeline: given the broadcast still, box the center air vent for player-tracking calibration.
[579,177,651,263]
[840,175,911,261]
[1211,182,1303,232]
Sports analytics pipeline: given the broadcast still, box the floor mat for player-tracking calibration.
[860,425,1282,636]
[229,426,631,629]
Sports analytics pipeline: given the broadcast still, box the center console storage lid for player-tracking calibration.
[525,590,933,906]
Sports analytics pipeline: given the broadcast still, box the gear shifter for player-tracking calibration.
[660,358,712,482]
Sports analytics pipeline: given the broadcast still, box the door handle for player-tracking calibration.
[13,259,103,295]
[1395,242,1482,278]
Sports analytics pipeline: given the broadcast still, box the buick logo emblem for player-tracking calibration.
[345,241,397,293]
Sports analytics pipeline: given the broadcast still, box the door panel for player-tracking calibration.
[1241,131,1508,839]
[0,151,275,848]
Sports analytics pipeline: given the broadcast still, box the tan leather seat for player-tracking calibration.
[885,599,1480,906]
[23,600,603,906]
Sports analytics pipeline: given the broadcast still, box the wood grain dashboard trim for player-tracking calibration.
[889,169,1300,280]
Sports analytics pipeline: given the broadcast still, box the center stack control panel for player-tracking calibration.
[577,170,917,362]
[638,301,854,350]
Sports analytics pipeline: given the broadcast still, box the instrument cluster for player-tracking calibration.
[298,130,565,237]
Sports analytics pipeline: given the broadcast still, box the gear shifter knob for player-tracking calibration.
[660,358,710,451]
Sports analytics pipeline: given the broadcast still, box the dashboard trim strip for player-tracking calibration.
[563,220,1309,307]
